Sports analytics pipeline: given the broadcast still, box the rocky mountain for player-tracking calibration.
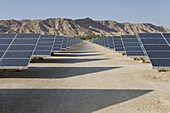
[0,18,169,37]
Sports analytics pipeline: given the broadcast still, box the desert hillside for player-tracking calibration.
[0,18,169,37]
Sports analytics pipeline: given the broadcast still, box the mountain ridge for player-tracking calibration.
[0,18,169,37]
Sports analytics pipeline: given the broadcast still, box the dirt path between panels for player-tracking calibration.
[0,42,170,113]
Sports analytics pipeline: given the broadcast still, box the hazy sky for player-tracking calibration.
[0,0,169,27]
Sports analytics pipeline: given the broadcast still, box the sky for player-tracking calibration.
[0,0,170,27]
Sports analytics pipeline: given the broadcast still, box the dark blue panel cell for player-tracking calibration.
[0,52,4,58]
[13,39,38,44]
[150,59,170,67]
[122,39,139,43]
[123,43,140,46]
[41,35,55,38]
[141,39,167,45]
[16,34,40,39]
[53,47,61,51]
[0,59,30,66]
[114,41,123,45]
[64,38,69,41]
[125,47,143,51]
[35,46,52,50]
[115,47,124,51]
[55,36,63,39]
[126,52,145,56]
[138,33,163,39]
[33,51,51,56]
[113,38,122,41]
[115,44,124,48]
[4,52,33,58]
[147,52,170,58]
[0,39,13,44]
[121,35,137,39]
[62,44,67,48]
[0,45,9,51]
[143,45,170,51]
[162,33,170,39]
[165,39,170,44]
[8,45,35,51]
[38,39,55,42]
[0,34,16,38]
[37,42,53,46]
[54,41,63,44]
[53,44,62,48]
[55,39,63,43]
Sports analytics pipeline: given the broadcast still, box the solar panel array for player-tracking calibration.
[121,35,145,57]
[33,35,55,56]
[0,34,82,70]
[61,37,69,49]
[93,38,107,47]
[0,34,16,64]
[138,33,170,69]
[92,33,170,70]
[162,33,170,45]
[104,37,109,48]
[52,36,64,52]
[108,37,114,49]
[112,36,124,52]
[0,34,40,69]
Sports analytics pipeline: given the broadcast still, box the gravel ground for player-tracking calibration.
[0,42,170,113]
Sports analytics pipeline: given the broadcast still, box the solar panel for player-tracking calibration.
[0,39,13,44]
[61,37,69,49]
[104,37,109,48]
[8,45,35,51]
[67,38,71,48]
[0,45,9,51]
[92,38,102,46]
[162,33,170,45]
[112,36,124,52]
[16,34,40,39]
[138,33,170,69]
[3,52,33,58]
[13,39,38,44]
[0,34,16,39]
[121,35,145,57]
[33,35,56,56]
[33,51,51,56]
[108,37,114,49]
[93,38,103,46]
[73,38,82,46]
[0,34,16,60]
[0,34,40,69]
[0,59,30,67]
[52,36,64,52]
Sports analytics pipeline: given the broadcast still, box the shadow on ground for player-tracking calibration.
[0,67,121,78]
[0,89,153,113]
[31,58,109,64]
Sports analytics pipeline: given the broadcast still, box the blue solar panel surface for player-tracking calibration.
[33,35,55,56]
[52,36,64,52]
[112,36,124,52]
[121,35,145,57]
[108,37,114,49]
[162,33,170,45]
[61,37,68,49]
[0,34,16,60]
[138,33,170,68]
[0,34,40,68]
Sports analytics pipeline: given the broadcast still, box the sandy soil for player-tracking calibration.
[0,42,170,113]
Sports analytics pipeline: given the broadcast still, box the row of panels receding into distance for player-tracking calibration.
[0,34,83,70]
[92,33,170,71]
